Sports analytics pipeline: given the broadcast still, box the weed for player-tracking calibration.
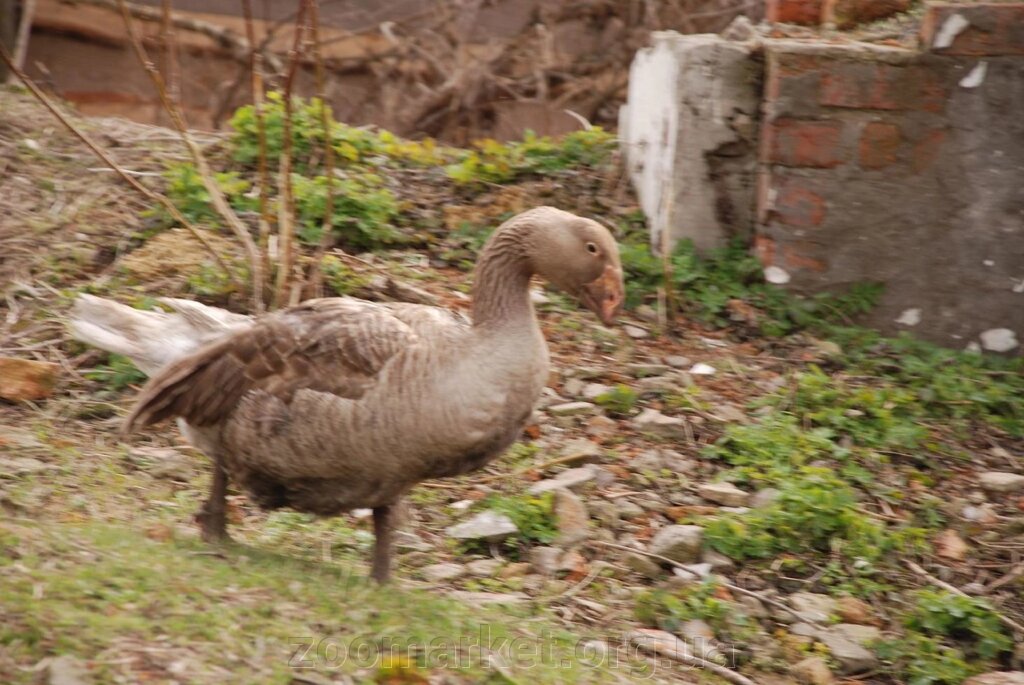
[445,128,617,185]
[318,255,372,296]
[486,492,558,546]
[291,172,400,249]
[593,384,639,416]
[83,354,146,392]
[635,579,757,648]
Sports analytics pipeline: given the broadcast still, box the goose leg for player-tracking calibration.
[370,503,395,584]
[197,461,231,543]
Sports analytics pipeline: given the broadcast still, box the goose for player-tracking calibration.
[70,206,624,582]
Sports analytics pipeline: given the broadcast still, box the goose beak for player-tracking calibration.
[580,264,624,326]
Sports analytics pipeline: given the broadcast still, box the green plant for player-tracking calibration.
[486,492,557,545]
[291,172,399,249]
[905,590,1013,661]
[593,384,639,416]
[635,579,756,647]
[618,235,883,337]
[84,354,146,392]
[445,128,617,185]
[319,255,371,296]
[163,164,256,226]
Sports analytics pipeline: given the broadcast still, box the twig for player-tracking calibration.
[629,630,759,685]
[240,0,272,303]
[906,560,1024,635]
[591,540,820,625]
[116,0,265,311]
[62,0,283,73]
[0,42,240,286]
[303,0,340,299]
[985,561,1024,593]
[11,0,36,73]
[272,0,309,308]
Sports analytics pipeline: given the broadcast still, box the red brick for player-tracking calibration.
[911,128,948,173]
[774,181,827,228]
[767,118,845,168]
[754,234,777,265]
[921,3,1024,56]
[767,0,824,25]
[783,244,828,272]
[824,0,911,29]
[859,122,901,169]
[821,64,947,113]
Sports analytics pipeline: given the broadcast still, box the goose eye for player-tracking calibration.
[585,242,599,255]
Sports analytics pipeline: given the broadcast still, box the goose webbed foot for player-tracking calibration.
[196,462,232,543]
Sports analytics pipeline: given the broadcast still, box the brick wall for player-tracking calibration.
[754,2,1024,350]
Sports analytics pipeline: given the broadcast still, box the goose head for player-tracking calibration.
[527,207,624,325]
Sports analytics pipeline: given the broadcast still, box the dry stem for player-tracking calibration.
[303,0,340,299]
[272,0,309,308]
[116,0,265,311]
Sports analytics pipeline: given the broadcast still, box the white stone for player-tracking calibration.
[528,466,597,494]
[789,592,838,624]
[980,328,1019,352]
[895,308,921,326]
[548,401,598,416]
[690,362,716,375]
[632,408,688,439]
[624,325,649,339]
[765,265,791,284]
[421,563,465,582]
[979,471,1024,493]
[446,511,518,541]
[698,482,750,507]
[648,524,704,563]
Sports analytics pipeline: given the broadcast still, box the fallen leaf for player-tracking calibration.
[935,529,969,560]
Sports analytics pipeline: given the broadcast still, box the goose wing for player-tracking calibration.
[123,297,444,432]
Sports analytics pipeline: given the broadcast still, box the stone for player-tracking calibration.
[0,357,60,402]
[45,655,91,685]
[528,466,597,494]
[581,382,613,400]
[558,438,602,464]
[701,548,735,571]
[789,592,837,624]
[627,362,672,377]
[790,622,821,638]
[144,452,195,482]
[790,656,834,685]
[626,552,663,579]
[818,630,878,674]
[548,401,598,417]
[835,596,877,625]
[738,594,769,619]
[554,488,590,545]
[648,525,704,564]
[562,378,584,397]
[637,375,684,395]
[751,487,781,508]
[689,362,717,376]
[446,511,518,541]
[421,563,465,582]
[720,14,756,41]
[964,674,1024,685]
[634,304,659,323]
[0,457,52,476]
[585,415,618,438]
[466,558,503,577]
[530,546,563,576]
[498,562,531,579]
[664,355,692,368]
[828,623,881,646]
[624,325,649,339]
[979,472,1024,494]
[615,499,645,519]
[697,482,750,507]
[631,408,688,440]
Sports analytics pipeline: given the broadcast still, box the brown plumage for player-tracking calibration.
[72,206,624,582]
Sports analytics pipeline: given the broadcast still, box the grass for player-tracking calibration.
[0,521,615,684]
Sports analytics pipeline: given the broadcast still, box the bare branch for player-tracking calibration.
[116,0,265,311]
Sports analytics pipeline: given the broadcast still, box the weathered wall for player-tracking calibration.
[622,2,1024,352]
[619,29,761,252]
